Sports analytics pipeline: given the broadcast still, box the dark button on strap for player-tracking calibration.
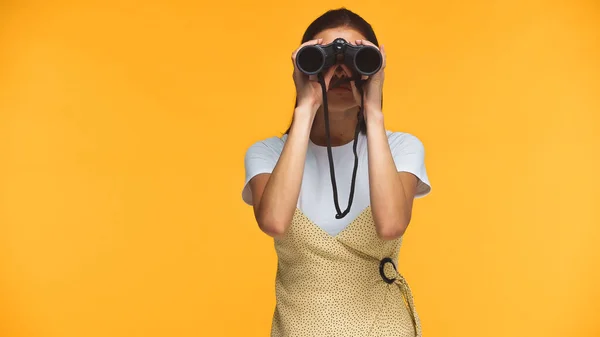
[379,257,397,284]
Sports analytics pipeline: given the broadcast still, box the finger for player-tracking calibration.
[355,39,379,49]
[306,38,323,46]
[338,64,353,78]
[350,82,362,107]
[309,67,335,89]
[380,44,386,68]
[324,68,336,90]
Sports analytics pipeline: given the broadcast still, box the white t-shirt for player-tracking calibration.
[242,130,431,236]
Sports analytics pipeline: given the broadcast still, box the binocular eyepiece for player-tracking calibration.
[295,38,382,77]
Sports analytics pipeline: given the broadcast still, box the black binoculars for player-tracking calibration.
[295,38,383,76]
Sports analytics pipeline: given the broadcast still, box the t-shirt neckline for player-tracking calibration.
[308,136,359,152]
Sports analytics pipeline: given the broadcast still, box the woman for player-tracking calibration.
[242,8,432,337]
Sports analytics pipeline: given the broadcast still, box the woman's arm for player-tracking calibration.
[351,41,420,240]
[248,108,314,238]
[366,113,419,240]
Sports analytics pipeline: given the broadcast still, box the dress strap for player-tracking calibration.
[394,275,422,337]
[379,257,422,337]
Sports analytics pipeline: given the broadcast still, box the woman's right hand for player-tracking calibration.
[291,39,335,117]
[248,39,336,239]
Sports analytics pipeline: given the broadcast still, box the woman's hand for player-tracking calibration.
[291,39,335,117]
[351,40,386,121]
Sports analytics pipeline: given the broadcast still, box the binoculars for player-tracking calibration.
[295,38,383,76]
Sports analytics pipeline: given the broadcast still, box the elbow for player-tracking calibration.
[256,212,289,238]
[260,223,287,239]
[377,226,406,241]
[376,219,410,241]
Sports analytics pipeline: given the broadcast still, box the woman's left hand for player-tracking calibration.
[351,40,386,121]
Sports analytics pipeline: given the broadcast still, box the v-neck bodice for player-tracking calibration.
[270,207,422,337]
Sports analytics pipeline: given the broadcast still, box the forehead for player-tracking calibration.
[313,27,366,44]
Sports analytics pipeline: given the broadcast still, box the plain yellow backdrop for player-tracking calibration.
[1,0,599,336]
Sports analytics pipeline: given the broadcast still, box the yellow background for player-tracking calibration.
[1,0,599,336]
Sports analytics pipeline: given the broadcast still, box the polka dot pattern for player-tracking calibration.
[270,206,422,336]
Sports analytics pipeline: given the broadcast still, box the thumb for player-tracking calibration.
[322,69,337,91]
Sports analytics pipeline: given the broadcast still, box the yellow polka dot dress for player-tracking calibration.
[270,206,422,337]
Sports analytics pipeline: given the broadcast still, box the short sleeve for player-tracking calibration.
[388,132,432,198]
[241,136,285,205]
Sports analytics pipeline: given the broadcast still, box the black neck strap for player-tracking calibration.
[316,72,365,219]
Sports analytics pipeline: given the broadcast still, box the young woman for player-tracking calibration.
[242,8,432,337]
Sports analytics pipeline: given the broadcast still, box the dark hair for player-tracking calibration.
[284,8,381,135]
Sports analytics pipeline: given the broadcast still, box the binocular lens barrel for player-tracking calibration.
[353,47,381,75]
[295,41,382,76]
[296,47,327,75]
